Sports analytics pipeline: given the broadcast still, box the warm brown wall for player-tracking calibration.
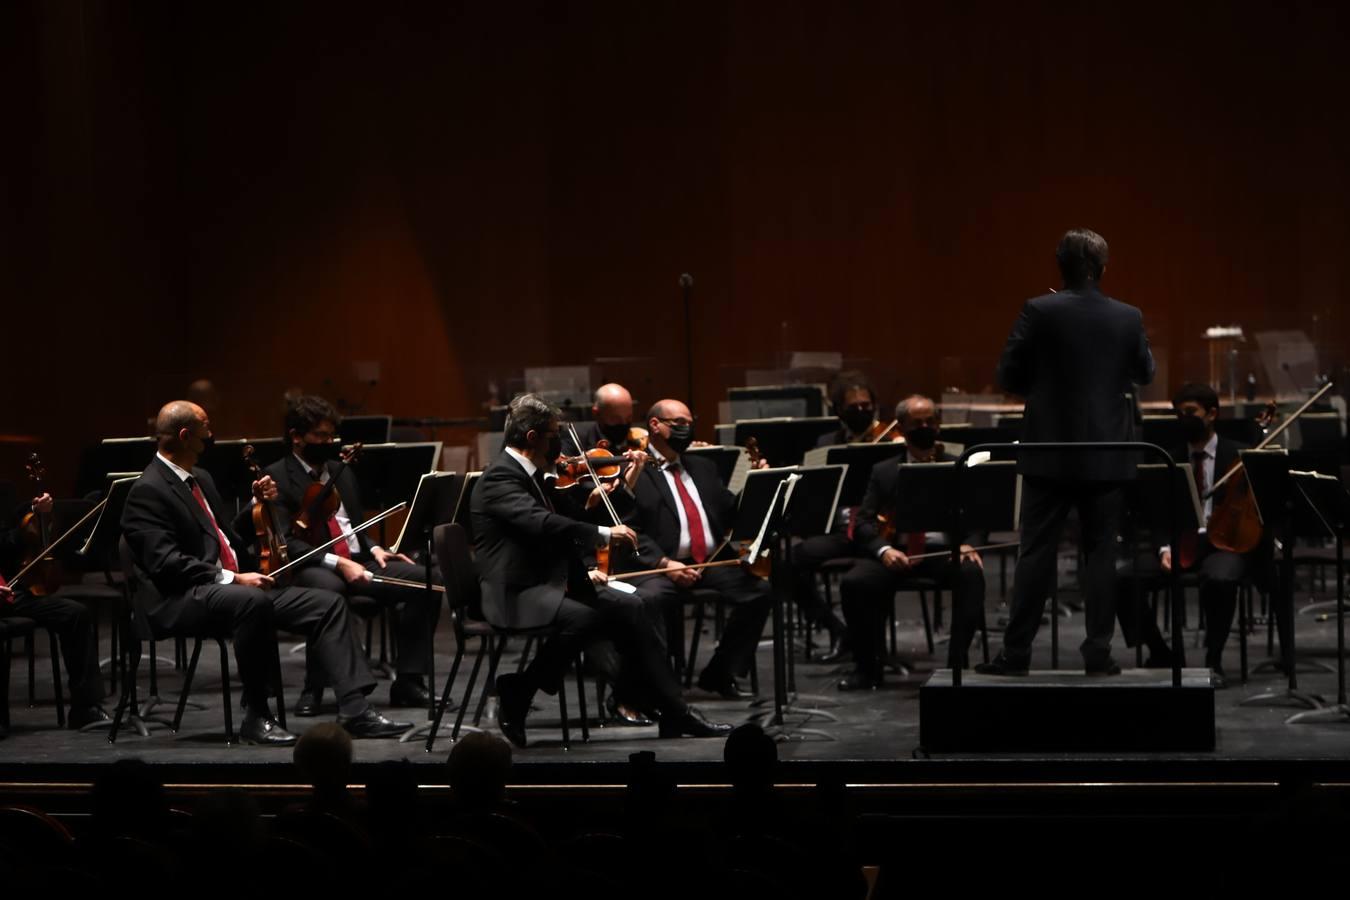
[7,1,1349,489]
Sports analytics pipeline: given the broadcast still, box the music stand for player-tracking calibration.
[354,442,441,547]
[803,442,907,510]
[730,418,841,467]
[392,472,462,742]
[1124,463,1204,670]
[683,445,747,490]
[1239,449,1326,710]
[451,472,482,541]
[1285,471,1349,724]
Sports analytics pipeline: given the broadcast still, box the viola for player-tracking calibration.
[293,442,363,549]
[555,447,627,490]
[244,444,290,576]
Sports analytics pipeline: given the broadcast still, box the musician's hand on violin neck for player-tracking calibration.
[31,493,53,515]
[252,476,278,502]
[235,572,274,589]
[337,557,373,584]
[609,524,639,549]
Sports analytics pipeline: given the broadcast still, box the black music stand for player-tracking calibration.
[809,442,908,510]
[451,471,481,541]
[683,445,745,489]
[731,418,840,467]
[354,442,441,548]
[393,471,462,743]
[1285,471,1349,725]
[754,464,848,726]
[1239,449,1325,710]
[1125,463,1204,670]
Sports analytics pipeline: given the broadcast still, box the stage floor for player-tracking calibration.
[6,584,1350,786]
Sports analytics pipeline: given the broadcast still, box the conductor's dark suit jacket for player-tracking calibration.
[996,287,1155,482]
[120,458,255,629]
[470,452,601,630]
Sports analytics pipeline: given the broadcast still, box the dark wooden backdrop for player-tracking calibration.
[5,1,1348,490]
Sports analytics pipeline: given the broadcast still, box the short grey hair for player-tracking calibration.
[504,393,559,448]
[894,394,936,425]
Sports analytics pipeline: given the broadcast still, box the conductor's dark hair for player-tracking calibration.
[829,369,877,413]
[1056,228,1109,287]
[284,395,341,440]
[504,393,558,448]
[1173,382,1220,413]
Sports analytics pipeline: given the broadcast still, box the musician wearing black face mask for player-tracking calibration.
[562,382,639,456]
[837,395,988,689]
[1115,382,1266,687]
[608,399,773,700]
[261,395,442,716]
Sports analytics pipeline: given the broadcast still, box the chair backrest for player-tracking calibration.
[117,536,161,641]
[433,523,481,619]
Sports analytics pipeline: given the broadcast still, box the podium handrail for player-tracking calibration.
[950,441,1182,689]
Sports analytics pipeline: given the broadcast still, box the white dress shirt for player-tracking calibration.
[649,447,716,561]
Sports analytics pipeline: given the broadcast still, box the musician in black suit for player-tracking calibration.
[791,370,882,662]
[561,382,640,456]
[979,228,1155,676]
[1116,383,1265,686]
[262,395,440,716]
[472,393,731,747]
[120,401,412,744]
[610,399,773,699]
[1,493,107,733]
[837,395,987,689]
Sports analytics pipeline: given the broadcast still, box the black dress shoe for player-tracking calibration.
[495,672,530,749]
[836,670,878,692]
[658,706,734,739]
[240,714,298,746]
[338,708,413,738]
[1210,666,1229,689]
[817,635,852,665]
[1085,659,1122,676]
[696,669,751,700]
[606,693,654,727]
[974,653,1029,676]
[389,678,432,708]
[294,687,322,718]
[69,704,111,730]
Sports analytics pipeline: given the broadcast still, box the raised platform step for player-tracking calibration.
[920,668,1216,753]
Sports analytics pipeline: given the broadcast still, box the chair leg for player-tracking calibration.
[516,636,534,674]
[1239,583,1250,684]
[685,599,706,688]
[174,639,204,732]
[148,639,160,698]
[450,638,487,742]
[575,654,589,743]
[918,590,935,655]
[26,633,36,707]
[108,640,142,744]
[48,631,65,728]
[425,642,467,752]
[979,602,991,664]
[474,636,507,727]
[558,664,571,750]
[218,640,234,744]
[889,599,899,656]
[1,639,11,730]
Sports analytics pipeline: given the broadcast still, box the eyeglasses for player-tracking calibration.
[657,417,694,428]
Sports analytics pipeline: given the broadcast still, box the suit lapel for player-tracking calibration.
[645,463,679,519]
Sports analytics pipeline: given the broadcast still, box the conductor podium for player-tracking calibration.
[919,441,1218,753]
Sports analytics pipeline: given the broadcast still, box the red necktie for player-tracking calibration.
[906,531,927,558]
[311,469,353,558]
[668,463,708,563]
[188,477,239,572]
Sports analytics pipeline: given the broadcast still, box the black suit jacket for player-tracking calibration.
[121,458,256,623]
[470,452,601,630]
[264,454,374,563]
[997,287,1155,481]
[853,449,971,557]
[621,452,737,569]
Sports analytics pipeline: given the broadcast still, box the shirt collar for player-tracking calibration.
[505,445,539,478]
[650,445,678,469]
[156,452,192,483]
[1194,433,1218,459]
[294,452,320,478]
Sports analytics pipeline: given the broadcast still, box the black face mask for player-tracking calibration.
[840,408,875,437]
[546,433,563,461]
[904,426,938,451]
[665,423,694,454]
[1179,413,1209,444]
[600,422,632,448]
[301,441,341,466]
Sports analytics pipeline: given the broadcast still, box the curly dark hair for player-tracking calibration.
[828,369,876,414]
[284,395,341,440]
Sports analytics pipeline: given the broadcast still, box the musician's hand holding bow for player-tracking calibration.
[336,557,374,584]
[234,572,275,589]
[1159,548,1173,573]
[1,583,13,604]
[661,558,701,587]
[251,476,278,503]
[608,524,639,551]
[588,568,609,586]
[960,544,984,569]
[880,547,912,573]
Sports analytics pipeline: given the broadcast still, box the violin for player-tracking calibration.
[610,426,649,453]
[293,442,363,549]
[861,418,903,443]
[244,445,289,576]
[1206,383,1333,554]
[555,447,628,490]
[19,454,63,596]
[563,423,634,575]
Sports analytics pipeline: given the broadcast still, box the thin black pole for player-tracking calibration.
[680,273,694,409]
